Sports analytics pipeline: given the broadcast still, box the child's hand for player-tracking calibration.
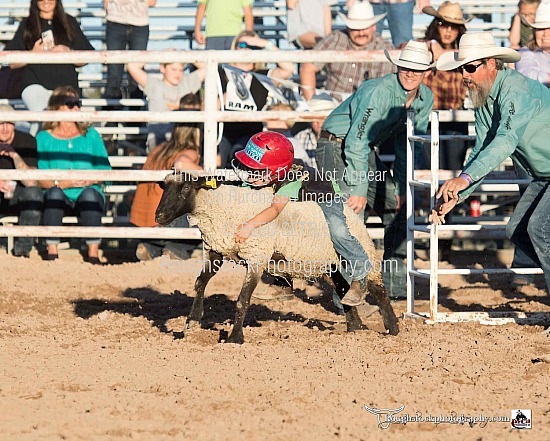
[235,222,254,243]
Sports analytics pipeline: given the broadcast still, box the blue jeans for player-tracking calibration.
[105,21,149,99]
[1,184,43,253]
[317,198,372,283]
[372,1,414,48]
[506,179,550,292]
[511,163,539,281]
[316,137,407,296]
[43,187,105,245]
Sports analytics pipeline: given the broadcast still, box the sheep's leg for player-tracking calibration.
[187,250,223,329]
[370,282,400,336]
[326,271,365,332]
[226,267,261,344]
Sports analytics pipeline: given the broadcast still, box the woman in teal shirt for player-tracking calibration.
[37,86,111,263]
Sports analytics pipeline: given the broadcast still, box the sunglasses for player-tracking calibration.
[64,99,81,109]
[437,20,461,30]
[400,67,425,76]
[459,61,485,74]
[237,41,261,50]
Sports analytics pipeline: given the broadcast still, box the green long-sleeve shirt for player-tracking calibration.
[322,73,433,197]
[460,67,550,200]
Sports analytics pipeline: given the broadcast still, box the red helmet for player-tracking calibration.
[234,131,294,185]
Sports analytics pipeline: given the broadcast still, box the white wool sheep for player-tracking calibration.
[156,173,399,343]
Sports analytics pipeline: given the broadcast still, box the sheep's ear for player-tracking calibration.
[194,176,221,190]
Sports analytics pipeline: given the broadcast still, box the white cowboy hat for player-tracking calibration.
[307,93,339,111]
[0,103,15,124]
[384,40,434,70]
[338,1,386,30]
[521,1,550,29]
[422,1,472,25]
[436,32,520,71]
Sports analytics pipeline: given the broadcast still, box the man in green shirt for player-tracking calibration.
[433,32,550,292]
[316,40,434,298]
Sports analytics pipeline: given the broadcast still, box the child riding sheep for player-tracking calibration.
[232,131,373,307]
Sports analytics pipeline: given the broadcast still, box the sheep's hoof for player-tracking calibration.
[345,307,367,332]
[346,320,368,332]
[370,285,400,336]
[225,330,244,344]
[380,306,400,336]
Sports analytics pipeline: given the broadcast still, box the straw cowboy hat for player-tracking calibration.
[422,1,472,25]
[521,1,550,28]
[384,40,435,70]
[436,32,520,71]
[338,1,386,30]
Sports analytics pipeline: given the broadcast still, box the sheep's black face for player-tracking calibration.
[155,176,196,226]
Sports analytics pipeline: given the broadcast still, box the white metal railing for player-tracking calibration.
[0,49,478,168]
[0,51,471,254]
[405,111,546,325]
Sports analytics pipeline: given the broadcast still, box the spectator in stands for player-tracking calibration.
[5,0,94,135]
[347,0,431,48]
[422,2,469,170]
[0,104,43,257]
[509,0,541,49]
[516,1,550,85]
[103,0,157,101]
[432,32,550,293]
[218,31,295,167]
[316,41,434,298]
[261,103,311,164]
[293,94,338,168]
[511,4,550,286]
[421,2,470,261]
[130,94,202,261]
[287,0,334,49]
[127,57,205,152]
[37,86,111,264]
[299,1,395,102]
[194,0,253,50]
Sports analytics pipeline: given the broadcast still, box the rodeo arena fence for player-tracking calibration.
[0,48,546,326]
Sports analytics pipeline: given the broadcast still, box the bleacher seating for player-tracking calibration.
[0,0,527,255]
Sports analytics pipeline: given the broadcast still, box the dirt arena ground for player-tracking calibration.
[1,247,549,441]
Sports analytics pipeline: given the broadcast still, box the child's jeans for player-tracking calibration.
[317,198,372,284]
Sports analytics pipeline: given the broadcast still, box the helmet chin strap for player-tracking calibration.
[231,159,273,187]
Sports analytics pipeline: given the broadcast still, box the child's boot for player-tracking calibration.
[341,278,368,306]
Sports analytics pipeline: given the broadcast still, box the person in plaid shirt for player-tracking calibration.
[421,2,470,171]
[300,1,395,101]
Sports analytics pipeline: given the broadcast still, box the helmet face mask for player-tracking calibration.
[234,131,295,185]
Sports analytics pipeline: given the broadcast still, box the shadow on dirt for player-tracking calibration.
[73,287,312,338]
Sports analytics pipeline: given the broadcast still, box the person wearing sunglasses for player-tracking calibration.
[4,0,94,136]
[433,32,550,294]
[421,2,470,262]
[36,86,112,264]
